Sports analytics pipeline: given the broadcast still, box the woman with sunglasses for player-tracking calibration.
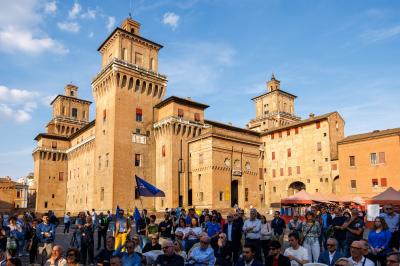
[173,239,187,260]
[368,216,392,265]
[66,248,81,266]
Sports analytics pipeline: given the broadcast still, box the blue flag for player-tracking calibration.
[133,207,141,233]
[135,175,165,197]
[115,205,120,219]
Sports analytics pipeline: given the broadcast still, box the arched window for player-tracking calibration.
[135,79,140,91]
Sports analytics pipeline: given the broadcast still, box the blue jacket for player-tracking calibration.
[36,223,55,243]
[318,250,343,266]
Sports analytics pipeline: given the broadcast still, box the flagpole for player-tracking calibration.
[135,176,148,236]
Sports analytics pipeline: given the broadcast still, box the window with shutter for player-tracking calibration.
[296,166,301,174]
[288,167,292,176]
[287,148,291,157]
[351,180,357,189]
[372,179,378,186]
[381,178,387,187]
[370,153,377,165]
[349,156,355,166]
[272,152,275,160]
[271,133,275,140]
[194,113,200,121]
[295,127,299,134]
[280,168,284,176]
[272,169,276,178]
[316,121,320,129]
[136,108,143,122]
[178,109,184,118]
[378,152,385,164]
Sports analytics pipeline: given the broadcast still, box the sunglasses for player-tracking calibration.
[67,253,75,257]
[327,244,336,247]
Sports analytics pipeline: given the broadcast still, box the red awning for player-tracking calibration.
[367,187,400,205]
[281,190,314,205]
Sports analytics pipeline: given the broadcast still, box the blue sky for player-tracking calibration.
[1,0,400,179]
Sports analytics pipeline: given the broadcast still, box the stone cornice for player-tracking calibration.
[153,116,207,129]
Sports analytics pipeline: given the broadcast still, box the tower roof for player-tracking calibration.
[154,96,209,110]
[97,17,163,52]
[50,95,92,106]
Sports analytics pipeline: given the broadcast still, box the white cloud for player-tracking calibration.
[0,26,68,54]
[42,95,57,106]
[81,8,96,19]
[44,1,57,14]
[160,42,236,96]
[162,12,180,30]
[57,21,80,33]
[362,25,400,42]
[0,85,42,124]
[68,2,81,19]
[106,16,116,32]
[0,86,39,103]
[15,110,32,123]
[88,32,94,38]
[0,0,68,55]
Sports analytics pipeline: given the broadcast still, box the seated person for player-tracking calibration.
[235,244,263,266]
[142,235,161,253]
[95,236,115,265]
[154,240,184,266]
[318,238,343,266]
[113,240,141,266]
[187,235,216,266]
[265,240,290,266]
[283,232,309,266]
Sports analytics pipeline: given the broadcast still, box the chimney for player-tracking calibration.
[309,113,315,118]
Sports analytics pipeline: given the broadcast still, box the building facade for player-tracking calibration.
[0,177,30,212]
[33,17,350,215]
[338,128,400,198]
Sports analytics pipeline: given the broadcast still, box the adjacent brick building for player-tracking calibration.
[338,128,400,198]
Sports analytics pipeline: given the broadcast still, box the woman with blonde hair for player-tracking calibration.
[174,239,187,259]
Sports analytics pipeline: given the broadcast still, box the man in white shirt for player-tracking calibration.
[348,241,374,266]
[284,232,309,266]
[242,208,261,260]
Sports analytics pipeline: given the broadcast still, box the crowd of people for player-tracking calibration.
[0,204,399,266]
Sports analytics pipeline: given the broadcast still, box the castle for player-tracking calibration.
[33,18,344,215]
